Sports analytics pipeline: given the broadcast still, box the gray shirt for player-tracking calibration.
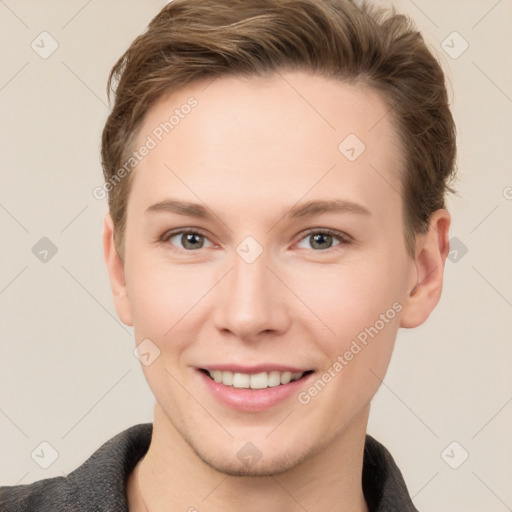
[0,423,419,511]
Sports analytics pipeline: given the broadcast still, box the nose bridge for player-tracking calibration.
[233,251,265,296]
[212,242,288,339]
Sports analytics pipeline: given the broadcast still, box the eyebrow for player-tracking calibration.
[145,198,371,220]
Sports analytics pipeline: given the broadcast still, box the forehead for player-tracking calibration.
[129,71,403,219]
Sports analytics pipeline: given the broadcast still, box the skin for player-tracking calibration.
[103,71,450,511]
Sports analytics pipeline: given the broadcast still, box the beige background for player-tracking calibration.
[1,0,511,510]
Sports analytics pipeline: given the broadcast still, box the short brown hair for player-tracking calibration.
[101,0,456,257]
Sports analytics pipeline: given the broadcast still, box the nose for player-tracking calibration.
[212,247,291,342]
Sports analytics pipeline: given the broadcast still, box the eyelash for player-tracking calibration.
[160,228,353,253]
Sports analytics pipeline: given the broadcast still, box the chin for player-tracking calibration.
[193,446,311,478]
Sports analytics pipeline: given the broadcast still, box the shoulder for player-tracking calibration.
[362,434,419,512]
[0,423,152,512]
[0,476,68,512]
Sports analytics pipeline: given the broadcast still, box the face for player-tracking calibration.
[105,71,440,476]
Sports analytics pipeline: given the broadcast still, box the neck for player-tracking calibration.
[127,405,370,512]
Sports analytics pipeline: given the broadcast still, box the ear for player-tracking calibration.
[400,209,451,328]
[103,213,133,326]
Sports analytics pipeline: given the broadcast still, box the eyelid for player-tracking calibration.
[160,226,353,253]
[160,227,216,250]
[298,227,352,242]
[293,228,353,249]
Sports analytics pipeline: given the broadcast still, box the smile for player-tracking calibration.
[203,369,312,389]
[197,366,315,411]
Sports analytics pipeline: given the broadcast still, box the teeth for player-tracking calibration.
[222,371,233,386]
[280,371,292,385]
[250,372,268,389]
[233,372,250,388]
[207,370,305,389]
[268,371,281,387]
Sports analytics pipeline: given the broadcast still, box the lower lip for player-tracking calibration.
[198,370,313,412]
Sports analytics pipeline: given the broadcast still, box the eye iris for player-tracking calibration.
[172,231,340,251]
[182,233,203,250]
[310,233,333,250]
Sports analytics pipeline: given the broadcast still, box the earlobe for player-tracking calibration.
[400,209,451,328]
[103,213,133,326]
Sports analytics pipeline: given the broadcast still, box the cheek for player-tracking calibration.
[295,256,406,404]
[294,255,404,340]
[300,266,402,417]
[125,254,217,348]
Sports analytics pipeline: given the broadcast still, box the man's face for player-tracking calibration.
[112,71,418,475]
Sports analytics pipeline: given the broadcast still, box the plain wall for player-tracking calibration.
[1,1,511,510]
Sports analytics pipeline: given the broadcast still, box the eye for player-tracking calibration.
[160,228,352,252]
[162,229,214,251]
[295,229,352,251]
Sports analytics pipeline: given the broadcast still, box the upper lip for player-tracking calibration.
[199,364,313,374]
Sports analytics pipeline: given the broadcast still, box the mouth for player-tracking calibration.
[199,368,315,390]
